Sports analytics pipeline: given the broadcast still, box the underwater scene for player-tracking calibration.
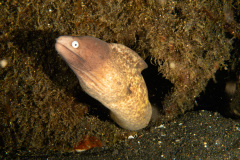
[1,0,240,159]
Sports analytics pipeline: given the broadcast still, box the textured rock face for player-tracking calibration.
[55,36,152,130]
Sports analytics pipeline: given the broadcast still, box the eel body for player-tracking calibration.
[55,36,152,130]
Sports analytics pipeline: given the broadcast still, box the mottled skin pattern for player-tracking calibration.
[55,36,152,130]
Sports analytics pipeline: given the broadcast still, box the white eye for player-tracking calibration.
[72,41,79,48]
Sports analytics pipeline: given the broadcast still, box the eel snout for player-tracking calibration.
[55,36,110,72]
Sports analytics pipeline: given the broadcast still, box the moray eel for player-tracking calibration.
[55,36,152,130]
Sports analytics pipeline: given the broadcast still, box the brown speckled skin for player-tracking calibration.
[55,36,152,130]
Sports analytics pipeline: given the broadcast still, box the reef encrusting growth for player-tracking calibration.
[0,0,239,155]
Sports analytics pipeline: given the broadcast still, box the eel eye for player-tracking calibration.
[72,41,79,48]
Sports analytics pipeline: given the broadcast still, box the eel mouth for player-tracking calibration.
[55,40,87,71]
[55,40,106,94]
